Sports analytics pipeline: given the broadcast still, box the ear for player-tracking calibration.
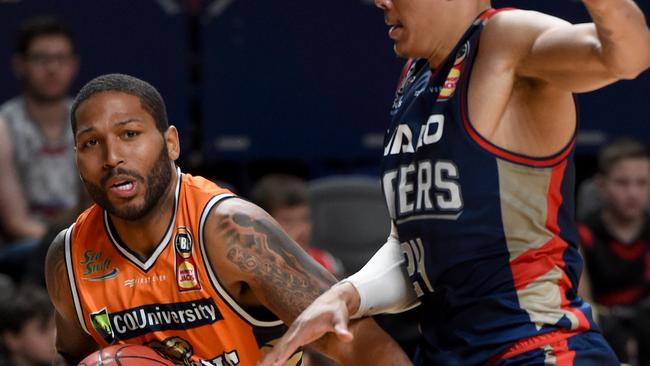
[12,54,25,80]
[164,125,180,161]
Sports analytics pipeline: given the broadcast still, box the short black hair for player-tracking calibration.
[598,137,650,176]
[0,285,53,334]
[250,175,308,213]
[15,15,75,55]
[71,73,169,135]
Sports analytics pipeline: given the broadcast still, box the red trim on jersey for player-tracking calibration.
[508,161,590,335]
[458,7,576,168]
[553,338,576,366]
[484,329,581,365]
[396,59,414,92]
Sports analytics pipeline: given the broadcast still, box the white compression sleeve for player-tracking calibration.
[344,225,419,318]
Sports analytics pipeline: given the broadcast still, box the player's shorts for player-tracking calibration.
[492,331,619,366]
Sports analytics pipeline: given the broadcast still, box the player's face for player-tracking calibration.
[74,91,179,221]
[375,0,443,59]
[271,204,312,249]
[599,157,650,221]
[13,35,78,102]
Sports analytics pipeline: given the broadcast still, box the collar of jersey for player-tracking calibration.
[102,166,182,272]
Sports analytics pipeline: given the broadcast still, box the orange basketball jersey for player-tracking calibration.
[64,169,301,366]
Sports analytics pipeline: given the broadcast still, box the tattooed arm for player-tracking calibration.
[45,230,99,365]
[204,198,412,365]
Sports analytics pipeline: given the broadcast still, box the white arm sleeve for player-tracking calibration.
[343,223,420,318]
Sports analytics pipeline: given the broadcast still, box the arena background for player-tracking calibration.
[0,0,648,192]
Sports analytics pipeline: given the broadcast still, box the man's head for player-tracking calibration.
[72,74,179,221]
[13,15,78,102]
[251,175,312,249]
[374,0,490,60]
[0,286,55,366]
[597,138,650,221]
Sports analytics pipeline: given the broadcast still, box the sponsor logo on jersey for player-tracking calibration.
[438,41,469,102]
[80,249,119,281]
[175,227,201,292]
[88,298,223,343]
[145,336,241,366]
[123,274,167,288]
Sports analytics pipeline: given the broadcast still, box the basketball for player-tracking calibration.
[78,344,176,366]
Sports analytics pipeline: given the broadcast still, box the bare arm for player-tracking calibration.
[205,198,410,365]
[487,1,650,92]
[45,230,98,365]
[0,117,46,239]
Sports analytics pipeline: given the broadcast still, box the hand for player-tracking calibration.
[258,282,359,366]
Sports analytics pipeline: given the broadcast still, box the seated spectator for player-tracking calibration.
[250,174,342,365]
[250,174,344,277]
[578,137,650,365]
[0,285,55,366]
[0,15,79,245]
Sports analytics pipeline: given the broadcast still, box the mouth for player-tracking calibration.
[387,21,404,40]
[106,176,138,198]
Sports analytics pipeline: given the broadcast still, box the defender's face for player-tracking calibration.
[600,158,650,221]
[14,35,78,101]
[375,0,440,59]
[74,92,178,220]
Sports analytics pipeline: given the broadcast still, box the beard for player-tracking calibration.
[83,145,173,220]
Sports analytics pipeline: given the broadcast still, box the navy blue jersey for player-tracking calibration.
[381,9,597,365]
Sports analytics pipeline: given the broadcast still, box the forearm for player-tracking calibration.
[323,317,411,366]
[583,0,650,77]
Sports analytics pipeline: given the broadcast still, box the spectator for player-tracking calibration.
[250,175,344,278]
[578,137,650,365]
[0,285,55,366]
[0,15,79,245]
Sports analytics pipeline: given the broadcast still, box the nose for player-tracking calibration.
[102,137,125,170]
[374,0,392,10]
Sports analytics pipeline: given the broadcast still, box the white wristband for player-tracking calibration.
[343,235,419,318]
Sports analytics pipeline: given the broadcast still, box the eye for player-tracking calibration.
[124,130,140,139]
[82,138,98,149]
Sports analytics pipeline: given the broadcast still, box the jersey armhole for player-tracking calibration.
[63,223,91,335]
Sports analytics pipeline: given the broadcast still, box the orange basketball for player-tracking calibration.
[78,344,176,366]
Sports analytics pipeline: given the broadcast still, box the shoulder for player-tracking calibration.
[480,9,571,65]
[45,228,74,311]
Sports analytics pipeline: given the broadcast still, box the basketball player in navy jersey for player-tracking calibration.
[260,0,650,365]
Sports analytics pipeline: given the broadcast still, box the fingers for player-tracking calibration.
[258,328,305,366]
[333,311,353,343]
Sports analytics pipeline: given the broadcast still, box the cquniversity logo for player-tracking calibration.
[90,308,116,344]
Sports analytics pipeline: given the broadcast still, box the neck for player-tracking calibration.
[109,167,178,259]
[427,4,491,68]
[24,93,67,126]
[601,209,645,243]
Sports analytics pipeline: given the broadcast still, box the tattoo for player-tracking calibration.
[218,210,335,319]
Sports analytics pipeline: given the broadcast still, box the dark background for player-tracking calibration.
[0,0,648,193]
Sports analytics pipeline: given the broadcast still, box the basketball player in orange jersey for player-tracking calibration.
[260,0,650,365]
[44,74,411,366]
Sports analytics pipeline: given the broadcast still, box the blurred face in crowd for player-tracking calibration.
[272,203,312,250]
[599,157,650,222]
[74,92,179,221]
[3,315,56,366]
[14,35,78,102]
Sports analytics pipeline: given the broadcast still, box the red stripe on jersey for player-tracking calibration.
[553,338,576,366]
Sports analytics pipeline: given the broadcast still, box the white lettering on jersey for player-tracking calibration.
[383,159,463,220]
[401,238,434,296]
[385,114,445,156]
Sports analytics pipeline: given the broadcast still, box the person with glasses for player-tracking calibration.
[0,16,80,248]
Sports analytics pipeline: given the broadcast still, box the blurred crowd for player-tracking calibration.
[0,14,649,366]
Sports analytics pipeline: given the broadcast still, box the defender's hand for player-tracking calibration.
[258,283,359,366]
